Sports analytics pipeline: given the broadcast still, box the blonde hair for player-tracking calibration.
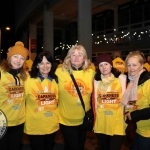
[62,45,90,73]
[125,51,146,66]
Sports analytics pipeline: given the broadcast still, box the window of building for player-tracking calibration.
[118,10,129,26]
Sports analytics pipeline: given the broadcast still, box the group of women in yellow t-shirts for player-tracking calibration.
[0,41,150,150]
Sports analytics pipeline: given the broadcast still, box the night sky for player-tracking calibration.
[0,1,15,59]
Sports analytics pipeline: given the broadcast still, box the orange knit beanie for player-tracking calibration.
[7,41,27,60]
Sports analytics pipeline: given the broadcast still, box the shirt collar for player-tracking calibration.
[38,72,52,81]
[71,65,83,70]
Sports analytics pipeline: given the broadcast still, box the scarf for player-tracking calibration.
[120,69,144,106]
[100,73,115,94]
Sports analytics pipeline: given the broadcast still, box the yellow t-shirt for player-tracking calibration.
[24,77,59,135]
[0,69,25,126]
[55,67,95,126]
[144,62,150,72]
[25,59,33,71]
[57,64,62,68]
[93,78,125,136]
[113,57,127,74]
[125,79,150,137]
[90,63,96,71]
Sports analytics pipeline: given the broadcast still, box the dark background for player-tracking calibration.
[0,0,15,59]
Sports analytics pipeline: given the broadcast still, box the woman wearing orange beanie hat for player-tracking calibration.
[0,41,28,150]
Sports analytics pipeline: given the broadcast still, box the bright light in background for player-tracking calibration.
[6,27,10,30]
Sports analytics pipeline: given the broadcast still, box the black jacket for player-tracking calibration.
[131,107,150,122]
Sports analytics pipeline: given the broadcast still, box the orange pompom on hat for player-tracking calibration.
[7,41,28,60]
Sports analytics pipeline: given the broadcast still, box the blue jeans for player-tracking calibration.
[131,133,150,150]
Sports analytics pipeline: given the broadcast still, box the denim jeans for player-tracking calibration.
[131,133,150,150]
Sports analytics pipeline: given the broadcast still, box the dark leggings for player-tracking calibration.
[0,123,24,150]
[28,131,57,150]
[96,133,125,150]
[60,123,87,150]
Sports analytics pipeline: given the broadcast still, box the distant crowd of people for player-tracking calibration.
[0,41,150,150]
